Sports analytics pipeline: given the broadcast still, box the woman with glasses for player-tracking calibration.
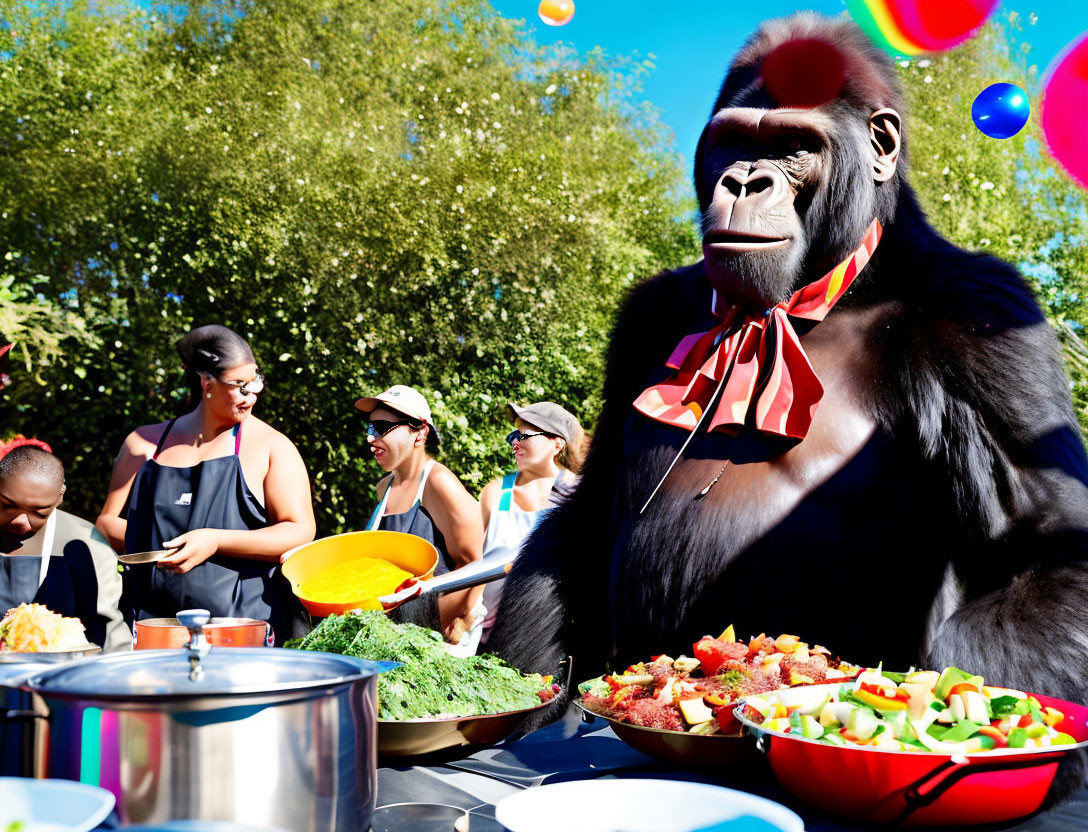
[476,401,586,646]
[96,325,315,639]
[355,385,483,642]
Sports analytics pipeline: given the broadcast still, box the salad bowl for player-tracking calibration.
[734,679,1088,826]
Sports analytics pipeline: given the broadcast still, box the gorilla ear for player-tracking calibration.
[869,108,902,183]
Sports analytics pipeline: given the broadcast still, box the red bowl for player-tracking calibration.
[735,683,1088,826]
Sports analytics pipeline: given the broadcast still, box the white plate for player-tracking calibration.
[0,777,115,832]
[495,779,804,832]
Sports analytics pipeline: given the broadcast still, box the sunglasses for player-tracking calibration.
[368,419,421,439]
[218,373,265,397]
[506,429,550,445]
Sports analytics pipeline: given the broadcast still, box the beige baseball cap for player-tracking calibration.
[355,384,442,446]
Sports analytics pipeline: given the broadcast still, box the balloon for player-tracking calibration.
[1042,32,1088,189]
[761,39,847,108]
[971,83,1030,140]
[846,0,999,56]
[538,0,574,27]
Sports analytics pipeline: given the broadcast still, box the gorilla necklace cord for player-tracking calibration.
[636,219,882,514]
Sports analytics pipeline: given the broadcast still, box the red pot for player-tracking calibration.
[133,617,271,650]
[736,685,1088,826]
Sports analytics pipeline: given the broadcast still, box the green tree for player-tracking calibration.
[0,0,699,531]
[895,11,1088,432]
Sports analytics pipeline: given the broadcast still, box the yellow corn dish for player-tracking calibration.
[296,557,413,609]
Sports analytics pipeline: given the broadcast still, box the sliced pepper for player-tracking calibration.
[977,725,1008,748]
[854,688,910,712]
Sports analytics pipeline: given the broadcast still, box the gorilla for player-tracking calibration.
[489,12,1088,750]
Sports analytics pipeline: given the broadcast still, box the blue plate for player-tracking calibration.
[0,777,115,832]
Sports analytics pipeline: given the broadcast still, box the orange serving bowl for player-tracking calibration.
[280,530,439,618]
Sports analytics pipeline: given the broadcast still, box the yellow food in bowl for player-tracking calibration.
[296,557,413,609]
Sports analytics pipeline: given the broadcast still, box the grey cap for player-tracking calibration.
[505,401,581,445]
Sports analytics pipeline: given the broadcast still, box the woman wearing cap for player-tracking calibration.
[356,385,484,637]
[96,325,316,638]
[477,401,586,645]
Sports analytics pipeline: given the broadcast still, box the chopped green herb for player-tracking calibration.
[291,611,548,719]
[988,695,1020,717]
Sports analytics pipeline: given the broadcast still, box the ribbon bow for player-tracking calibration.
[634,219,882,441]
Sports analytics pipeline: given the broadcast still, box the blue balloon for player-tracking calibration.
[972,82,1031,139]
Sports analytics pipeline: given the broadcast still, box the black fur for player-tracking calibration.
[489,13,1088,798]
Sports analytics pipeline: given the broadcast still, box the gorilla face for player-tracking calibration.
[698,103,901,311]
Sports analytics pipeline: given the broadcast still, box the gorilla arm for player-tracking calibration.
[487,263,710,683]
[906,255,1088,705]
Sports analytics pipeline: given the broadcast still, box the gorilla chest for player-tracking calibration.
[612,308,953,648]
[623,310,896,532]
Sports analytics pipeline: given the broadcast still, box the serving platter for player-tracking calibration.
[0,643,101,663]
[378,698,551,757]
[116,548,177,565]
[572,697,763,769]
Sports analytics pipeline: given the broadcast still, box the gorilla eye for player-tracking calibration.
[775,135,810,155]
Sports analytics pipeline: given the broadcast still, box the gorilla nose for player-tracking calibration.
[721,167,776,199]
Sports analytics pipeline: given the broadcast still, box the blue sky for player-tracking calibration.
[490,1,1088,163]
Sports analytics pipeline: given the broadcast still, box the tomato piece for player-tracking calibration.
[716,706,739,733]
[693,636,747,675]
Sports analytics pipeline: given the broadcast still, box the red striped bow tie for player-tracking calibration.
[634,219,882,441]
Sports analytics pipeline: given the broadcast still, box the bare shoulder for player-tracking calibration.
[249,417,302,458]
[122,420,172,458]
[426,462,474,502]
[479,477,503,511]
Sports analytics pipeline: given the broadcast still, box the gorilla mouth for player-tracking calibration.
[704,230,790,253]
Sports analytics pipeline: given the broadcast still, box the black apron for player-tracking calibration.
[0,539,107,645]
[367,459,453,628]
[122,419,292,639]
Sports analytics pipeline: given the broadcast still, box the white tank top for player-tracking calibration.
[479,471,562,636]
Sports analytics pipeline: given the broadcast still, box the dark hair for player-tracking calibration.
[177,325,255,413]
[0,444,65,490]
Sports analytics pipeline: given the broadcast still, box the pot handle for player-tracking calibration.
[1,709,44,724]
[883,753,1059,824]
[178,608,212,681]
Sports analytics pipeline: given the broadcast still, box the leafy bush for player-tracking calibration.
[896,12,1088,428]
[0,0,699,531]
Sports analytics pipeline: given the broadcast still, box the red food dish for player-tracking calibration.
[735,685,1088,826]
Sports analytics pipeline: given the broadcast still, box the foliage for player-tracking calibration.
[0,0,699,532]
[895,12,1088,434]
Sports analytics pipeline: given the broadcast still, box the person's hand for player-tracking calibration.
[158,529,219,574]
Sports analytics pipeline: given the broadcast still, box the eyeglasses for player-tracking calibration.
[506,430,549,445]
[219,373,265,397]
[368,420,420,439]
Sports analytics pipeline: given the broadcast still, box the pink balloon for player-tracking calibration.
[1042,32,1088,189]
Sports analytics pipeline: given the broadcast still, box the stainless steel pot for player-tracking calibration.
[0,609,393,830]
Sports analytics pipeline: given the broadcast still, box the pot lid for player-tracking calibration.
[8,647,393,700]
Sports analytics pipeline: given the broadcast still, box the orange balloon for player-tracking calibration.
[539,0,575,27]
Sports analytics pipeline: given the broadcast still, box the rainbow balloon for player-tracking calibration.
[846,0,999,56]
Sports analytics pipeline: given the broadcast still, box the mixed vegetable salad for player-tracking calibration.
[740,665,1077,753]
[578,627,862,735]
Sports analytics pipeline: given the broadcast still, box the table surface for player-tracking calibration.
[375,709,1088,832]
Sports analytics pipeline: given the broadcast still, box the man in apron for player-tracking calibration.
[0,444,127,651]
